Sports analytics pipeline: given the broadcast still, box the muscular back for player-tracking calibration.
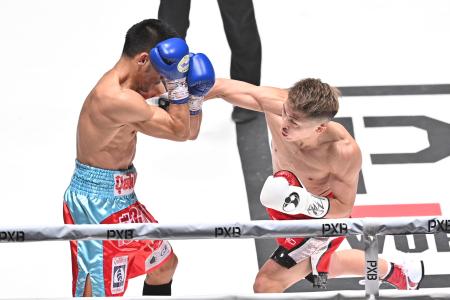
[77,71,138,170]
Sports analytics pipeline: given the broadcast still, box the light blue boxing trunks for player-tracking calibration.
[63,161,172,296]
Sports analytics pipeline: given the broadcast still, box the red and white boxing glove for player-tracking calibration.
[260,170,330,218]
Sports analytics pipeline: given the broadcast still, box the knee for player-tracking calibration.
[147,253,178,281]
[160,253,178,275]
[253,273,284,293]
[253,275,267,293]
[170,253,178,270]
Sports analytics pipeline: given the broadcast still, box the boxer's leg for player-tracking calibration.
[328,249,424,290]
[82,275,92,297]
[254,256,312,293]
[143,253,178,295]
[328,249,389,278]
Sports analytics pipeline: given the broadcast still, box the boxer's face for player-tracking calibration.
[281,101,326,142]
[136,53,164,99]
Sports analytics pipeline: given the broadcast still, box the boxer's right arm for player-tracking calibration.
[205,78,287,116]
[102,90,190,141]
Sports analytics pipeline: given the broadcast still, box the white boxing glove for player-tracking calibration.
[260,171,330,218]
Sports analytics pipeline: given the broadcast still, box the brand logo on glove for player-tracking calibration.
[307,195,326,217]
[177,55,189,73]
[283,192,300,212]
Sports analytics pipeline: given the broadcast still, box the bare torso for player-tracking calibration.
[76,70,138,170]
[266,112,357,198]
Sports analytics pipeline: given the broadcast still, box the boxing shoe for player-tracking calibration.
[383,260,424,290]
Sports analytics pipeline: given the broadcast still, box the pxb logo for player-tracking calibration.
[214,226,241,238]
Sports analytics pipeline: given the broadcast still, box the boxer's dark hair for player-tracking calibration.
[122,19,179,58]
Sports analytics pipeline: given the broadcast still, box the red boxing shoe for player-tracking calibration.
[383,260,424,290]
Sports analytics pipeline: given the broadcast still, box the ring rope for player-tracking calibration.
[0,216,447,243]
[2,216,449,298]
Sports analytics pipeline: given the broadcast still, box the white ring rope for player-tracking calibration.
[1,216,449,299]
[0,216,448,243]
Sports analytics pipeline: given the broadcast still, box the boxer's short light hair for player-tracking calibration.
[288,78,340,121]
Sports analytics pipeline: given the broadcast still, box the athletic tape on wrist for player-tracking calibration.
[188,95,204,114]
[166,78,189,104]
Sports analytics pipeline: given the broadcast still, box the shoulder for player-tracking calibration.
[92,82,148,124]
[94,70,143,105]
[328,123,362,174]
[335,139,361,164]
[94,85,143,113]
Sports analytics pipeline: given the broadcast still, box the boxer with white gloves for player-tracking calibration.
[260,172,329,218]
[206,78,424,292]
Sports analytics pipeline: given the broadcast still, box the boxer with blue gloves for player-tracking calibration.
[146,52,215,138]
[187,53,215,115]
[63,19,203,298]
[150,37,190,104]
[185,52,215,139]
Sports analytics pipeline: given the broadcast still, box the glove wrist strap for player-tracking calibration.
[288,186,330,218]
[166,78,189,104]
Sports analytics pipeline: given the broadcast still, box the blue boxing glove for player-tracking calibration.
[187,53,215,115]
[150,38,190,104]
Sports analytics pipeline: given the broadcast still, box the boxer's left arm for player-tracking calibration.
[205,78,287,116]
[187,53,215,140]
[188,113,202,140]
[260,141,361,219]
[133,99,190,141]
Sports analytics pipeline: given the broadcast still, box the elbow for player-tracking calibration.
[174,133,189,142]
[173,127,190,141]
[338,210,352,219]
[338,205,354,219]
[188,130,200,140]
[326,199,353,219]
